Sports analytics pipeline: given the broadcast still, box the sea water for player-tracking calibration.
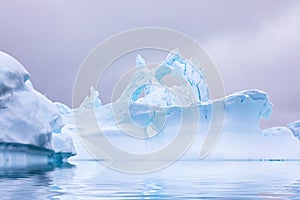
[1,160,300,199]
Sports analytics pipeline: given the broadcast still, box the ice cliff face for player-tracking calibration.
[0,52,75,161]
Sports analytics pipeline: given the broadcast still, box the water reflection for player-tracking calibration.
[0,163,75,200]
[2,161,300,199]
[0,162,74,178]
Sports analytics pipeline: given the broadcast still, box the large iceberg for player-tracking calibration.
[1,49,300,168]
[0,52,75,168]
[70,50,300,161]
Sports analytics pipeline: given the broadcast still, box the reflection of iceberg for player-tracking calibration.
[70,50,300,160]
[0,52,75,168]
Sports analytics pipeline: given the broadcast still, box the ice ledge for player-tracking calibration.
[0,142,75,169]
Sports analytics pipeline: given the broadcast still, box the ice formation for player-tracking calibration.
[119,49,210,107]
[0,52,75,168]
[287,120,300,140]
[70,50,300,161]
[1,49,300,167]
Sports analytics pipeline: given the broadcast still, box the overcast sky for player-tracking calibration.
[0,0,299,128]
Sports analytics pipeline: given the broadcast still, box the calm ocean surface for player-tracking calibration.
[1,160,300,199]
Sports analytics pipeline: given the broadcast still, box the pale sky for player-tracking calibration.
[0,0,299,128]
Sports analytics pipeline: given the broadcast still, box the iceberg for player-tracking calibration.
[0,51,75,168]
[1,49,300,167]
[70,51,300,161]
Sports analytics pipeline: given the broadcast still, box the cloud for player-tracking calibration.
[205,3,300,69]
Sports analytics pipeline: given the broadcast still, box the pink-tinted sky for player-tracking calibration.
[0,0,299,128]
